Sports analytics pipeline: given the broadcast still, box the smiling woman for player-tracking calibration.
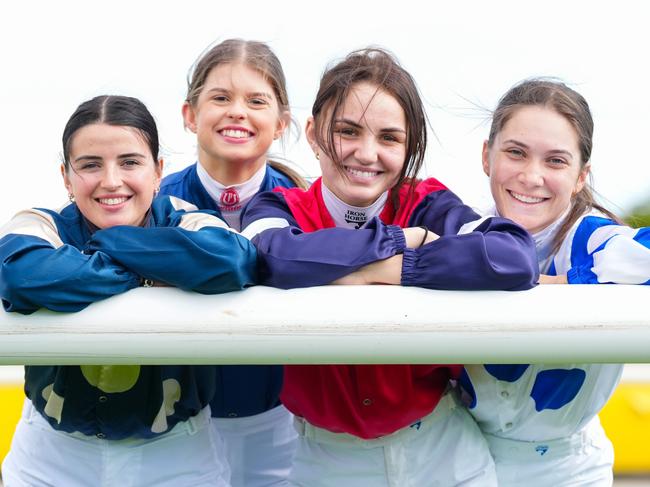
[462,78,650,487]
[307,81,407,208]
[482,105,589,235]
[182,61,289,186]
[157,38,308,487]
[0,95,258,487]
[63,123,162,229]
[239,47,538,487]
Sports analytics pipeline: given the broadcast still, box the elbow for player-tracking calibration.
[0,272,38,314]
[490,247,539,291]
[503,262,539,291]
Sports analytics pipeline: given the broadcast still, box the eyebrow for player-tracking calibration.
[206,87,273,99]
[73,152,146,163]
[502,139,574,159]
[335,118,406,133]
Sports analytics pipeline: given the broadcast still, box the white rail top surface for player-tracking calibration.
[0,285,648,365]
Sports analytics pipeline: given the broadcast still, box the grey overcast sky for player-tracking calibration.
[1,0,648,224]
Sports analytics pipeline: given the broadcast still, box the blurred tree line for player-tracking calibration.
[625,199,650,228]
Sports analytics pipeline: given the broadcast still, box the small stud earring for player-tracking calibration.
[315,152,320,160]
[68,193,75,202]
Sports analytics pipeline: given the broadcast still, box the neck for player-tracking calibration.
[198,151,266,186]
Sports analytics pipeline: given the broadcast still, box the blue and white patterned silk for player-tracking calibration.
[463,208,649,441]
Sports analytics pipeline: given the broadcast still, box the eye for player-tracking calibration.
[334,126,357,137]
[76,161,100,171]
[506,147,525,158]
[212,95,229,103]
[548,157,568,166]
[380,133,401,143]
[249,97,268,106]
[122,159,141,167]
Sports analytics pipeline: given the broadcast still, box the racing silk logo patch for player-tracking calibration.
[220,188,241,211]
[344,209,368,229]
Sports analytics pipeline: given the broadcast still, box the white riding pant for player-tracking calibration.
[485,416,614,486]
[287,392,497,487]
[1,399,231,487]
[213,404,298,487]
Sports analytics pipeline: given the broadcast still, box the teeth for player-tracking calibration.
[221,129,251,138]
[99,197,128,205]
[510,191,545,204]
[346,167,378,178]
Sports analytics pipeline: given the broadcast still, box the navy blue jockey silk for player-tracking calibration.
[0,196,257,439]
[160,162,298,418]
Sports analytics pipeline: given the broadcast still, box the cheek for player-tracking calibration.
[67,176,92,195]
[393,154,406,174]
[319,158,337,179]
[489,161,511,188]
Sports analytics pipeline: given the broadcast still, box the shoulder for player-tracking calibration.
[401,178,475,224]
[555,210,632,270]
[414,177,448,194]
[160,163,196,191]
[263,163,303,190]
[241,187,303,237]
[246,188,291,216]
[569,211,630,250]
[0,206,76,248]
[403,178,459,207]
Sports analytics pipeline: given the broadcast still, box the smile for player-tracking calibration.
[97,196,130,206]
[219,128,253,139]
[508,190,547,204]
[345,166,381,179]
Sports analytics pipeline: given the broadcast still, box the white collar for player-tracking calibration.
[322,183,388,229]
[197,163,266,207]
[196,163,267,231]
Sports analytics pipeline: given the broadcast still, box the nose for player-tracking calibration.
[518,161,544,187]
[354,136,379,165]
[226,98,247,120]
[101,164,122,190]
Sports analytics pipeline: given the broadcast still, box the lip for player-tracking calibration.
[95,194,133,210]
[218,125,255,143]
[344,165,383,181]
[507,190,549,205]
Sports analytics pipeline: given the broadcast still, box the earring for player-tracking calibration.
[154,187,160,197]
[315,152,320,160]
[68,193,75,202]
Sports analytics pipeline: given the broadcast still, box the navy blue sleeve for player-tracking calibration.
[86,213,257,294]
[0,233,139,314]
[241,191,407,288]
[402,190,539,291]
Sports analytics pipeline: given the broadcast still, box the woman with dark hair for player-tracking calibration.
[241,48,538,486]
[0,95,257,486]
[461,78,650,486]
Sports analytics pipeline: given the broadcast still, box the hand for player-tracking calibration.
[403,227,439,249]
[331,255,404,285]
[331,271,368,285]
[538,274,568,284]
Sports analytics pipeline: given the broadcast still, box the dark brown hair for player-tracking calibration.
[487,78,619,250]
[311,48,427,205]
[62,95,159,171]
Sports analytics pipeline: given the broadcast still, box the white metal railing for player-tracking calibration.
[0,285,648,365]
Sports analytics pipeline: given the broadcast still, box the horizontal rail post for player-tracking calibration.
[0,285,648,365]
